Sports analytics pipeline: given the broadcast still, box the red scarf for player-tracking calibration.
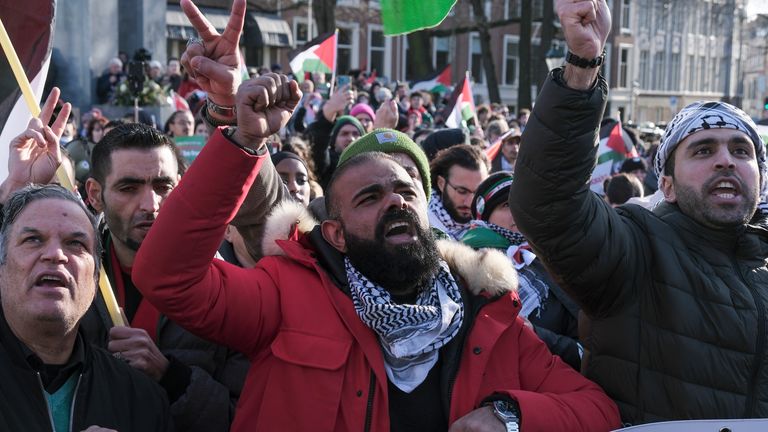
[109,243,160,342]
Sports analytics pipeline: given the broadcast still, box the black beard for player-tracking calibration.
[344,208,441,297]
[440,189,471,224]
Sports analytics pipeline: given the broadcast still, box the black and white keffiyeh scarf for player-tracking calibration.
[428,191,471,240]
[344,257,464,393]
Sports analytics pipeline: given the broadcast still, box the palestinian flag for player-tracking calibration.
[444,75,475,129]
[381,0,457,36]
[289,32,337,79]
[411,64,451,94]
[0,0,56,179]
[590,120,640,195]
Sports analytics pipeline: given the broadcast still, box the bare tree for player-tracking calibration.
[470,0,501,103]
[518,0,532,110]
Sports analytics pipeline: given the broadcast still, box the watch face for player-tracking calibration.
[493,400,520,423]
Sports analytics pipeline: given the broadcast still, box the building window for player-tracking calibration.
[505,0,521,18]
[503,37,519,86]
[668,53,680,91]
[368,27,386,76]
[639,50,649,88]
[293,18,317,48]
[656,4,668,33]
[699,55,707,92]
[638,0,651,31]
[469,33,484,84]
[337,25,356,75]
[687,54,695,91]
[652,51,665,90]
[532,0,544,18]
[710,58,719,93]
[433,37,451,69]
[620,0,631,32]
[618,47,630,88]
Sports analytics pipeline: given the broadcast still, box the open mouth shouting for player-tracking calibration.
[708,177,741,202]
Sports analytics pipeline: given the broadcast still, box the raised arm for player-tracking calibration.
[178,0,291,260]
[133,74,301,354]
[0,87,71,202]
[509,0,649,317]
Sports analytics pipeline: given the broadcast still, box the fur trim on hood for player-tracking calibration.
[261,200,319,258]
[262,200,517,296]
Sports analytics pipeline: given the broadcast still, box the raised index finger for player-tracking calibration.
[221,0,246,46]
[181,0,220,40]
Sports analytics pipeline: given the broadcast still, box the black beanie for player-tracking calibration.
[471,171,514,221]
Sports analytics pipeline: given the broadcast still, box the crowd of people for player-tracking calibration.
[1,0,768,430]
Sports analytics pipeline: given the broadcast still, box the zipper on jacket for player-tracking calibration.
[68,374,83,432]
[36,372,56,432]
[363,370,376,432]
[734,257,766,417]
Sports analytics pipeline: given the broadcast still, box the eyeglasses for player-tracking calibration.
[445,180,476,197]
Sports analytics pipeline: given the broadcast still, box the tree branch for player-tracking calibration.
[246,0,307,14]
[428,16,544,37]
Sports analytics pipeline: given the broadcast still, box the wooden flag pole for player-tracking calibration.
[329,28,339,95]
[0,17,125,327]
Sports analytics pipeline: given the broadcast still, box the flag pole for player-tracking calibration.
[0,17,125,327]
[329,28,339,95]
[467,71,484,138]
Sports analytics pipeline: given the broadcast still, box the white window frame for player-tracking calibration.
[432,36,452,70]
[617,44,632,89]
[620,0,632,34]
[501,35,520,87]
[336,21,360,72]
[292,17,317,48]
[367,24,391,78]
[468,32,484,84]
[504,0,521,19]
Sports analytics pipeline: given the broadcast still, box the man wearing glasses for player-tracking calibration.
[428,144,489,239]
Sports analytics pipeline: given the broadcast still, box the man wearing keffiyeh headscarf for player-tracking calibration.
[510,0,768,423]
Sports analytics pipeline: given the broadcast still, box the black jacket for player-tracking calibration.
[0,310,170,431]
[79,229,249,432]
[510,68,768,423]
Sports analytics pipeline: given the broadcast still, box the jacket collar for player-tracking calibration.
[653,201,768,259]
[263,201,519,297]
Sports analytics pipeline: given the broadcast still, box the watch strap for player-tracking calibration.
[207,99,237,117]
[565,49,606,69]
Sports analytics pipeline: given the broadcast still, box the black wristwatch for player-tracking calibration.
[565,49,606,69]
[489,400,520,432]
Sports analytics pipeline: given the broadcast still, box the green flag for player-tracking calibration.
[381,0,457,36]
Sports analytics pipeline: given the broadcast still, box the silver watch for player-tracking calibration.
[491,400,520,432]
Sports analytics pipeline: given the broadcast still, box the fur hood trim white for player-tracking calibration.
[261,200,319,258]
[262,201,517,296]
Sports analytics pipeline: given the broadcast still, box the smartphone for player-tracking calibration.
[337,75,351,88]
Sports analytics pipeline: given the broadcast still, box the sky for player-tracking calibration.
[746,0,768,17]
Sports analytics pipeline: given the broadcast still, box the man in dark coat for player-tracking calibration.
[0,88,169,431]
[511,0,768,424]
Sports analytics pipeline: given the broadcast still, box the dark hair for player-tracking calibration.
[104,119,125,131]
[664,151,676,178]
[0,185,101,280]
[325,152,396,219]
[86,117,108,143]
[429,144,489,193]
[90,123,185,184]
[606,173,644,205]
[164,110,192,136]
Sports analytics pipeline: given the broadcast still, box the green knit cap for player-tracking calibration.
[337,128,431,198]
